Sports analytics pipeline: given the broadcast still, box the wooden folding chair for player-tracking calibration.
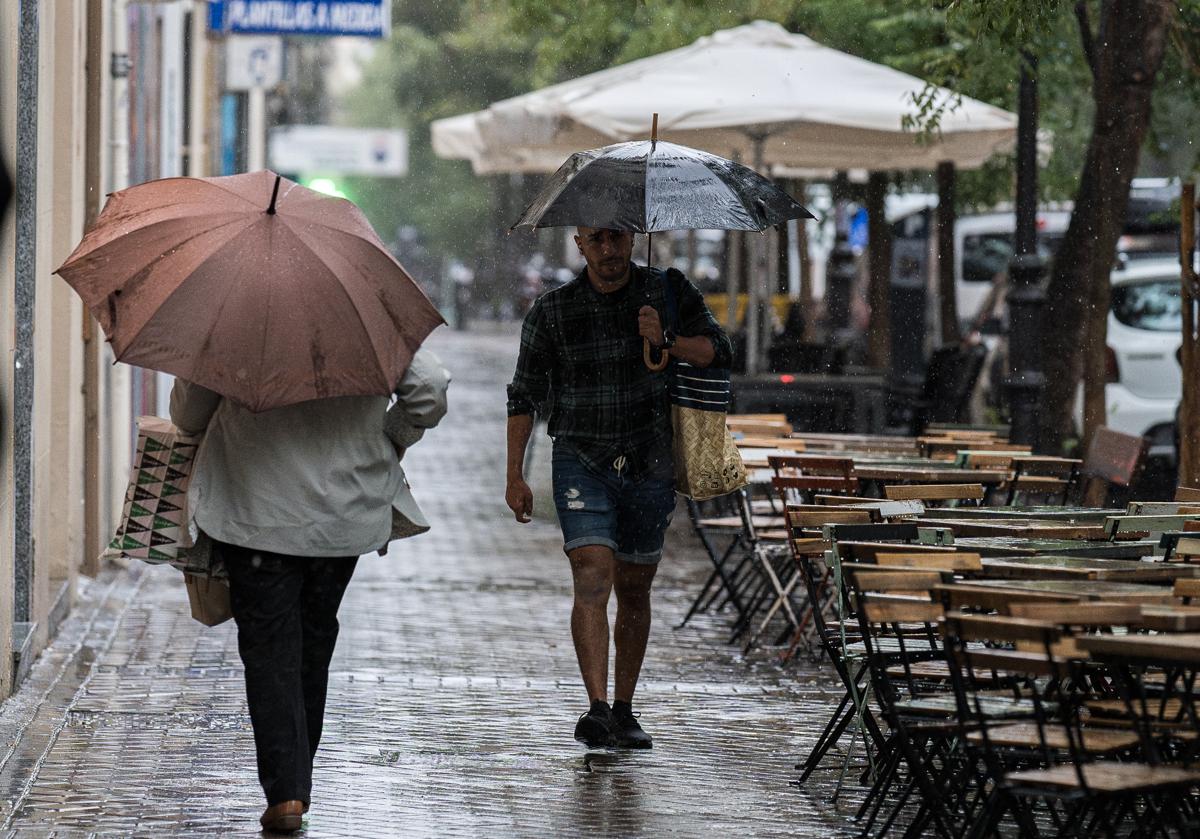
[1177,485,1200,503]
[939,615,1195,838]
[845,567,966,838]
[1006,455,1082,506]
[768,454,859,503]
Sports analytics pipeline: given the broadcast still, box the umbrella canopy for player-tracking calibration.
[432,20,1018,175]
[513,139,814,232]
[56,171,444,412]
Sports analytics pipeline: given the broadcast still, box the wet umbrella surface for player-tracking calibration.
[56,170,445,412]
[512,139,813,233]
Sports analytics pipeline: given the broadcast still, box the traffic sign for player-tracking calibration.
[208,0,390,38]
[269,126,408,177]
[225,36,283,90]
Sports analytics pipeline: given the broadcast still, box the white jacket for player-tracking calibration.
[170,348,450,557]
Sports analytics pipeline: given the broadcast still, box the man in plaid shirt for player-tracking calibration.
[505,227,731,749]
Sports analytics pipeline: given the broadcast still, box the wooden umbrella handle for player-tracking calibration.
[643,337,669,371]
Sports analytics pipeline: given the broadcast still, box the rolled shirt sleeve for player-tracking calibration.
[676,274,734,369]
[169,379,222,434]
[385,348,452,449]
[506,297,554,417]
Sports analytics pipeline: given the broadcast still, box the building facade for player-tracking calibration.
[0,0,213,696]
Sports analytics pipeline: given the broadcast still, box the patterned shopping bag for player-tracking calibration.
[107,416,214,575]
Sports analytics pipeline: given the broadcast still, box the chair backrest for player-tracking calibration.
[813,493,876,506]
[768,454,858,478]
[1007,455,1082,506]
[769,454,859,505]
[727,418,791,437]
[874,551,983,572]
[963,452,1015,471]
[786,508,872,527]
[1080,427,1148,506]
[845,567,950,708]
[737,436,806,451]
[883,483,985,504]
[730,413,789,423]
[1177,486,1200,503]
[1011,455,1083,478]
[1173,578,1200,602]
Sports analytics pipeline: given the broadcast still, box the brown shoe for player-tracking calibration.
[260,800,304,833]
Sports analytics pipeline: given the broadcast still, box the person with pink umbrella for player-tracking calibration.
[57,171,448,833]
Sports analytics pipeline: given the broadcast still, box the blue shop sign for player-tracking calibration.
[209,0,389,38]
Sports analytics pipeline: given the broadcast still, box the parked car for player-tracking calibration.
[1101,257,1182,438]
[955,210,1072,327]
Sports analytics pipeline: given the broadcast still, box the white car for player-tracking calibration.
[956,211,1072,326]
[1103,258,1183,443]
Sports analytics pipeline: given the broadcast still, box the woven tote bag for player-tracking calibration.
[656,268,747,501]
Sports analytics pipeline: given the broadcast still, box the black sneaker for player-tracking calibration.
[612,702,652,749]
[574,700,617,748]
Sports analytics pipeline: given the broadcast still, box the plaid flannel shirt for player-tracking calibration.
[507,263,732,479]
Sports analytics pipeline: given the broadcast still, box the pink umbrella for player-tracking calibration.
[57,171,444,412]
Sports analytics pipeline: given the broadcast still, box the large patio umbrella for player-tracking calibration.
[431,20,1017,175]
[56,171,444,412]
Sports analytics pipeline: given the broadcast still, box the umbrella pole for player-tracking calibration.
[643,229,669,371]
[643,111,669,371]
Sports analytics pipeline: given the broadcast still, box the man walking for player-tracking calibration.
[505,226,732,749]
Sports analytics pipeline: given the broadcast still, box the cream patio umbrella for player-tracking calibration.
[431,20,1017,175]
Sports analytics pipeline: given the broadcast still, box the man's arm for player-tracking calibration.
[505,415,534,522]
[639,273,733,370]
[504,298,553,522]
[667,334,716,367]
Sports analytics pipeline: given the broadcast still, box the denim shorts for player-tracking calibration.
[551,441,677,565]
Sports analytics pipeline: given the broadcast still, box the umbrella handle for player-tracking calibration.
[643,337,669,371]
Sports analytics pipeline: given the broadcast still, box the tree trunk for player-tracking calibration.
[1036,0,1173,453]
[935,161,959,346]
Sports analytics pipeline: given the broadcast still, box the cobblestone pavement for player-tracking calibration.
[0,327,866,838]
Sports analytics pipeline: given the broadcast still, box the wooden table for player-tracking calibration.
[952,536,1157,559]
[979,555,1200,583]
[919,506,1121,524]
[853,465,1010,485]
[1078,633,1200,664]
[928,519,1108,540]
[957,578,1174,603]
[738,449,935,471]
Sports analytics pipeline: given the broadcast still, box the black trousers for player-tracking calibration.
[220,542,358,806]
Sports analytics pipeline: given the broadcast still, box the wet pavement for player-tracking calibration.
[0,327,863,838]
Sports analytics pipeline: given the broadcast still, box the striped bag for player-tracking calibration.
[658,269,748,500]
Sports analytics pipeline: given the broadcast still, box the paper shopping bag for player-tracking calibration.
[108,416,208,568]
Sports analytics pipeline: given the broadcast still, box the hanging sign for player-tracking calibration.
[208,0,390,38]
[269,125,408,177]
